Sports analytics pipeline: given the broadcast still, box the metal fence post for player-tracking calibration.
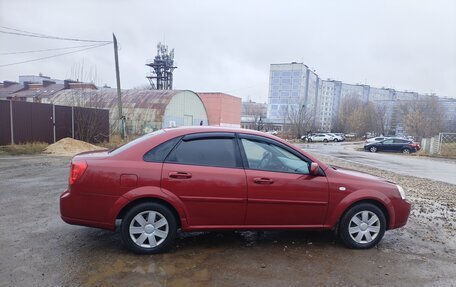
[52,104,56,143]
[71,106,75,139]
[9,100,14,145]
[438,133,442,155]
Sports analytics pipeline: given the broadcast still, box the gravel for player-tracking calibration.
[313,153,456,243]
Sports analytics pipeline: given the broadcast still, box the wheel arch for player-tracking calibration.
[327,191,395,231]
[116,197,183,228]
[111,186,189,229]
[338,199,390,230]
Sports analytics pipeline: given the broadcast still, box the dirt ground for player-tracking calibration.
[0,154,455,287]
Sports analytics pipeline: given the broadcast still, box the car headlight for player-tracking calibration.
[396,185,406,200]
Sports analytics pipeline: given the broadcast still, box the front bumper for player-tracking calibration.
[390,199,412,229]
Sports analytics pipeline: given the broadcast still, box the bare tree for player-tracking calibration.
[373,102,391,136]
[242,101,266,130]
[333,95,382,137]
[287,104,313,138]
[63,62,111,143]
[400,97,445,139]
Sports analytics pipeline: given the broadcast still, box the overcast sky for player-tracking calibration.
[1,0,455,102]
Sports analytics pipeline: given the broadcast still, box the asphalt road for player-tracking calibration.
[298,142,456,185]
[0,155,455,286]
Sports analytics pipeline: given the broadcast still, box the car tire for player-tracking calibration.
[402,148,411,155]
[339,203,386,249]
[334,139,339,142]
[324,139,328,143]
[369,146,377,153]
[120,202,177,254]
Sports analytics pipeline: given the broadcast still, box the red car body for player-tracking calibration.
[60,127,410,251]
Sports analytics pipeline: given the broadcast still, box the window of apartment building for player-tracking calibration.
[280,91,290,97]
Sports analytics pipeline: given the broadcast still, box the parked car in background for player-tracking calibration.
[365,137,389,144]
[333,133,346,141]
[308,134,334,142]
[364,138,420,154]
[266,130,278,135]
[327,133,344,142]
[60,127,410,254]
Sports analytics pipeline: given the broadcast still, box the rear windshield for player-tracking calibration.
[109,130,165,156]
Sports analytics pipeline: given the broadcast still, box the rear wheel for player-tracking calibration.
[334,138,339,142]
[402,148,411,154]
[323,139,328,143]
[369,146,377,153]
[120,202,177,254]
[339,203,386,249]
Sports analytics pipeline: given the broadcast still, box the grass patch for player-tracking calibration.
[0,142,49,155]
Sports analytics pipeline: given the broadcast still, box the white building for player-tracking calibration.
[266,62,455,134]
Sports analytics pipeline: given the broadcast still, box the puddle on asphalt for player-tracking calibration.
[80,230,336,286]
[69,227,455,286]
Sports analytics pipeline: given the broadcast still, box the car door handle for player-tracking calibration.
[253,177,274,184]
[169,172,192,179]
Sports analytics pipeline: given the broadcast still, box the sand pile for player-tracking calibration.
[44,137,105,156]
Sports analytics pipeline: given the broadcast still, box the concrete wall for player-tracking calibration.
[198,93,241,127]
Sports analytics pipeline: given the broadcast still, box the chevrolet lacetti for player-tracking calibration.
[60,127,411,254]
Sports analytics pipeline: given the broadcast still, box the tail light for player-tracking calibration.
[69,160,87,185]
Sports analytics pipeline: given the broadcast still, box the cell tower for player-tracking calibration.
[146,42,177,90]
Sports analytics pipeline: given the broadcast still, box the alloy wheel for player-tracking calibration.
[348,211,381,244]
[129,211,169,248]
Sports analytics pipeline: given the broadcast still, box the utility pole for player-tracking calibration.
[113,33,124,139]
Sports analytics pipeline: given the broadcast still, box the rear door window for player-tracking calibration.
[166,137,241,168]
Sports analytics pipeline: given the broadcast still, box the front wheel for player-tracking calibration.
[120,202,177,254]
[402,148,411,154]
[369,146,377,153]
[339,203,386,249]
[323,139,328,143]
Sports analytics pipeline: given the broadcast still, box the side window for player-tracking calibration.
[166,138,240,168]
[143,136,181,162]
[241,139,309,174]
[394,139,408,143]
[383,139,393,144]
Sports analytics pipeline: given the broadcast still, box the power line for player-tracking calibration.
[0,26,112,43]
[0,42,111,68]
[0,43,103,55]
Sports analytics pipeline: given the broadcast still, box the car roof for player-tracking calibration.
[136,126,328,170]
[163,126,273,137]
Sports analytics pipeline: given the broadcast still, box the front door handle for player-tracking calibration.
[253,177,274,184]
[169,172,192,179]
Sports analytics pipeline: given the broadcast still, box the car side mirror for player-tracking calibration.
[310,162,319,176]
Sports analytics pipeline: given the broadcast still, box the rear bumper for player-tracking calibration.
[60,189,125,230]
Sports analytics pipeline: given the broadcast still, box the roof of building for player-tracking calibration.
[51,89,186,109]
[197,92,241,101]
[0,82,25,98]
[0,80,97,99]
[49,89,203,124]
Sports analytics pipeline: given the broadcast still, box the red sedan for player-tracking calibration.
[60,127,411,254]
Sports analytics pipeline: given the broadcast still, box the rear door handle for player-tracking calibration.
[253,177,274,184]
[169,172,192,179]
